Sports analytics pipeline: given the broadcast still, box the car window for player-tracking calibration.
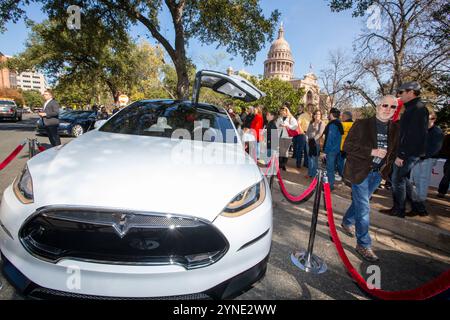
[60,111,95,120]
[0,100,16,106]
[100,101,238,143]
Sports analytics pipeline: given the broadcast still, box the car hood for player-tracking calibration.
[27,130,262,222]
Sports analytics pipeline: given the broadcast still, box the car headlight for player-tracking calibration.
[221,180,266,217]
[13,165,34,204]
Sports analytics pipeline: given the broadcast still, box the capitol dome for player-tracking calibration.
[264,23,294,81]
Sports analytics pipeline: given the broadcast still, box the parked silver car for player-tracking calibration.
[0,99,23,121]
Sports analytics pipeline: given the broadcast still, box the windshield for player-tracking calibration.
[60,111,94,120]
[0,100,15,106]
[100,100,238,144]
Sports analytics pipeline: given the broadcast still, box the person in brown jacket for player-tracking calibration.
[341,95,399,262]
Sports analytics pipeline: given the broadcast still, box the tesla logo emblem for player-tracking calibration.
[112,213,132,238]
[129,238,160,251]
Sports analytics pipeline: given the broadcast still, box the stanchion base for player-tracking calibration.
[291,251,327,274]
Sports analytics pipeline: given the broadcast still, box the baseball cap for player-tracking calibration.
[397,81,421,92]
[342,110,353,119]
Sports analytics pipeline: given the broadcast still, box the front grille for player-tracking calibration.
[29,287,212,300]
[20,206,229,269]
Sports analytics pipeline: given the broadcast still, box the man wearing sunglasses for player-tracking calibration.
[380,82,429,218]
[341,95,399,262]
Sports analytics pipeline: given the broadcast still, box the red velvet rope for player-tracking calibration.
[0,142,26,171]
[274,158,318,203]
[37,144,46,152]
[264,157,273,176]
[323,181,450,300]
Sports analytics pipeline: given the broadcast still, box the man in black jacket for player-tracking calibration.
[380,82,429,218]
[437,132,450,198]
[406,108,443,216]
[39,89,61,146]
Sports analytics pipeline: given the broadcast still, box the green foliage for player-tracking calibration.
[53,80,99,108]
[436,105,450,133]
[359,105,376,119]
[256,78,305,114]
[0,0,29,33]
[8,18,164,103]
[184,0,280,64]
[129,43,176,101]
[21,89,43,107]
[328,0,374,17]
[2,1,279,99]
[0,88,24,106]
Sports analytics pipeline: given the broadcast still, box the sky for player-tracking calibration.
[0,0,368,81]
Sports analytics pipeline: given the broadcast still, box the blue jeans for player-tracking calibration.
[343,171,382,248]
[326,151,340,189]
[293,134,307,167]
[308,140,320,177]
[391,157,420,215]
[406,158,436,213]
[337,152,346,177]
[303,142,309,168]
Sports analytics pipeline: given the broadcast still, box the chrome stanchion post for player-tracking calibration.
[269,152,277,191]
[32,139,37,157]
[291,168,327,274]
[27,138,34,159]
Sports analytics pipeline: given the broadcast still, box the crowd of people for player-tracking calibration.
[228,81,449,263]
[38,84,448,264]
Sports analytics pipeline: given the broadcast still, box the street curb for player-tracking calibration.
[278,179,450,254]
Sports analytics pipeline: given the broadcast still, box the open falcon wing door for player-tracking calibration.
[191,70,266,105]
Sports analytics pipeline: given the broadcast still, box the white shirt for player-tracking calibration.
[43,98,53,111]
[276,116,298,139]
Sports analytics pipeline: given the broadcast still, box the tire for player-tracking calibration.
[71,124,84,137]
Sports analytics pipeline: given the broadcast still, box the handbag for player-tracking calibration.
[308,138,318,156]
[287,127,299,137]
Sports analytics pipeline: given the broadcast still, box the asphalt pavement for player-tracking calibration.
[0,114,449,300]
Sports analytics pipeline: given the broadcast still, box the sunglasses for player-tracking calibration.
[381,104,397,109]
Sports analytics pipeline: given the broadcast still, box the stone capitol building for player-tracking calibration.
[263,23,324,112]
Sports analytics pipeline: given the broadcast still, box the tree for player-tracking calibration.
[435,104,450,132]
[130,43,174,101]
[53,79,100,108]
[319,49,356,109]
[7,18,152,104]
[236,77,305,114]
[328,0,450,106]
[22,89,44,108]
[2,1,280,100]
[0,88,24,106]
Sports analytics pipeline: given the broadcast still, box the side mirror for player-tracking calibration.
[94,120,107,129]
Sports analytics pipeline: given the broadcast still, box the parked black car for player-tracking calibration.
[36,110,97,137]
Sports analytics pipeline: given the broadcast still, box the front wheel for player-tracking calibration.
[72,124,84,137]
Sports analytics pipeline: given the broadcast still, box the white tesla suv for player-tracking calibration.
[0,71,273,299]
